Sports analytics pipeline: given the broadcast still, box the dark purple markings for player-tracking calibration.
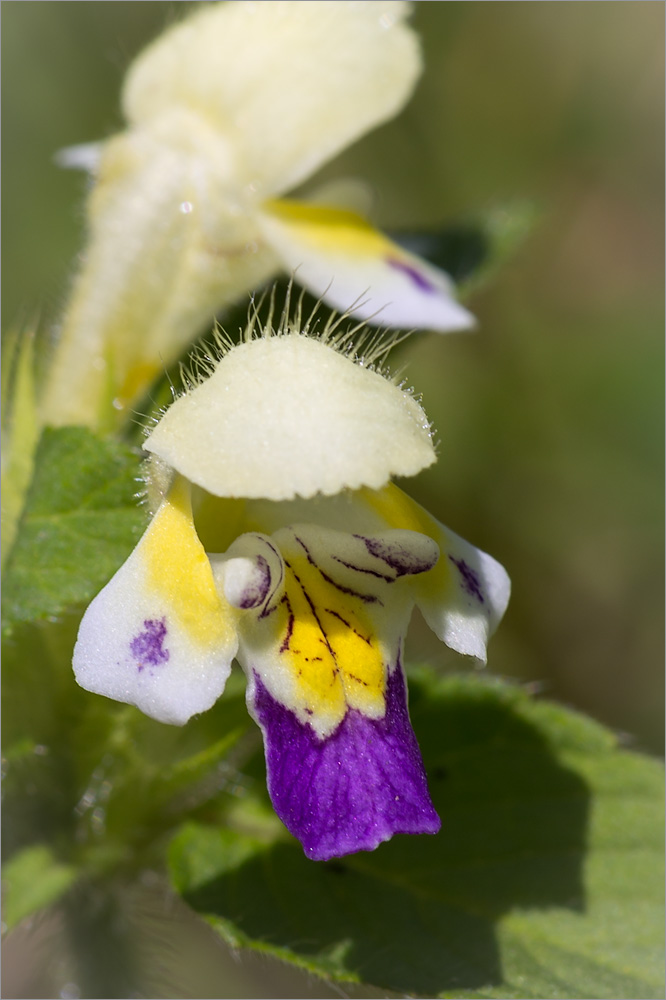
[258,561,284,619]
[331,555,394,583]
[386,256,437,294]
[251,661,440,861]
[237,554,271,609]
[242,535,283,617]
[285,560,338,664]
[448,555,485,604]
[130,618,169,671]
[279,594,295,654]
[293,534,317,567]
[324,608,373,646]
[293,534,380,605]
[318,565,381,604]
[355,535,439,579]
[255,535,285,592]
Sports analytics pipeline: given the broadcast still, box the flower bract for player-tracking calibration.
[43,0,474,428]
[73,319,510,861]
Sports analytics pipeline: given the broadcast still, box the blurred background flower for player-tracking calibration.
[3,3,663,996]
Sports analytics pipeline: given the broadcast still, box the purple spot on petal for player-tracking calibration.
[448,556,485,604]
[130,618,170,671]
[386,257,437,294]
[252,662,440,861]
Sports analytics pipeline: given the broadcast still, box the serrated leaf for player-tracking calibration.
[2,843,78,931]
[2,427,145,632]
[168,673,664,1000]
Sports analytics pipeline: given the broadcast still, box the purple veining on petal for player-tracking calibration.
[293,534,380,604]
[332,555,394,583]
[448,555,485,604]
[285,560,337,662]
[251,661,440,861]
[278,594,295,653]
[254,535,285,595]
[238,554,271,609]
[386,256,437,294]
[317,565,381,604]
[130,618,170,671]
[324,608,372,646]
[355,535,439,578]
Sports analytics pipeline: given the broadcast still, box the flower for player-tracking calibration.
[72,313,510,861]
[42,1,474,429]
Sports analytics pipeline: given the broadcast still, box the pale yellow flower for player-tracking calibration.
[73,316,509,860]
[43,1,473,429]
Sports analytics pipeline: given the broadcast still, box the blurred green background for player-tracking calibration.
[3,2,664,996]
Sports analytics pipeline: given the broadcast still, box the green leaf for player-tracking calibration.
[2,843,78,931]
[2,427,145,633]
[168,673,664,1000]
[390,200,538,297]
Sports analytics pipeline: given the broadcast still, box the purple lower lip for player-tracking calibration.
[251,659,440,861]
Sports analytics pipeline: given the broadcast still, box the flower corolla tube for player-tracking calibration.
[73,314,510,861]
[43,0,474,428]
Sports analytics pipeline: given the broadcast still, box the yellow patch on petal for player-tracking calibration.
[264,199,391,259]
[360,483,511,663]
[360,482,452,598]
[235,523,438,738]
[245,529,388,733]
[361,481,437,533]
[258,199,474,332]
[279,547,385,726]
[142,476,233,648]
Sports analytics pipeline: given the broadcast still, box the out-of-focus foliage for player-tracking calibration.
[2,844,78,932]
